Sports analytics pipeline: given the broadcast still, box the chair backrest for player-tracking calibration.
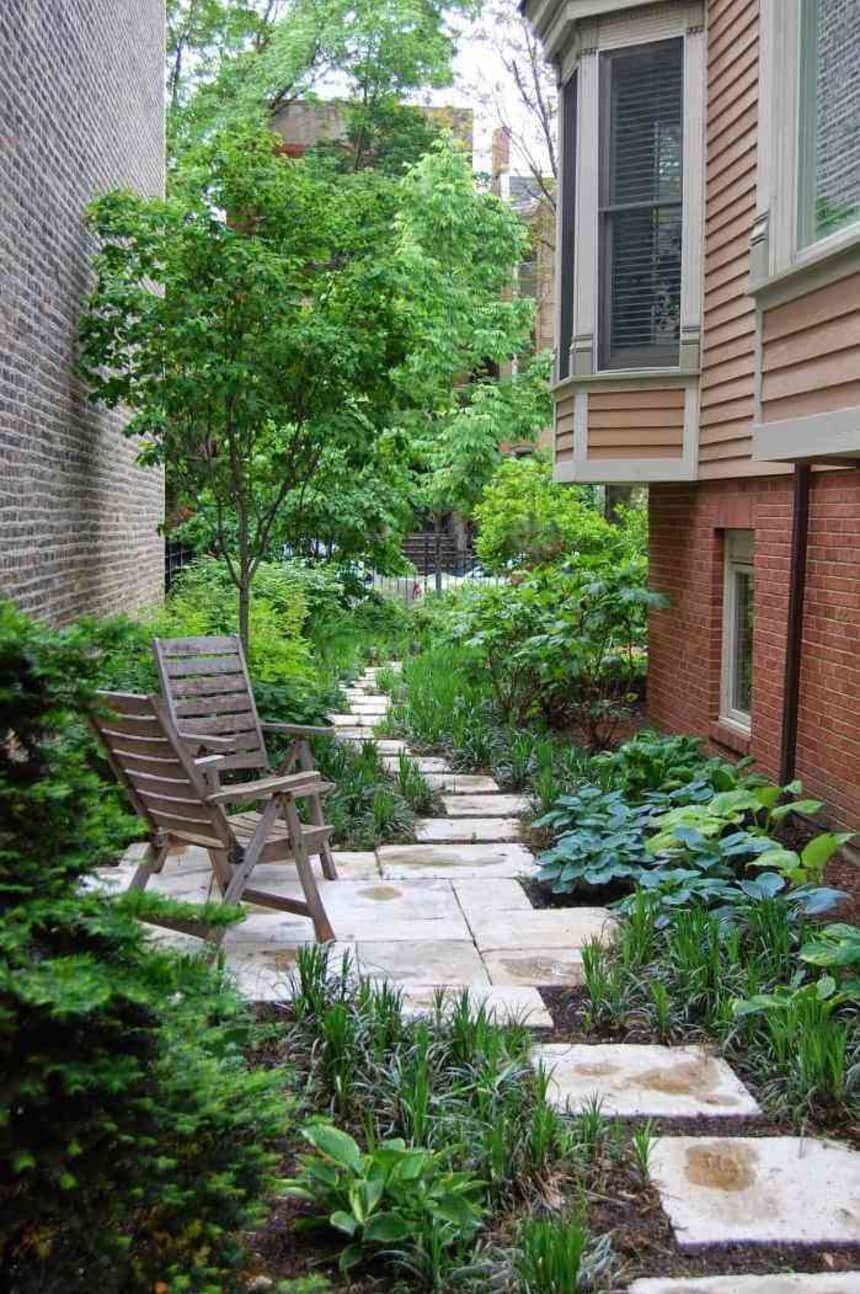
[153,635,269,774]
[91,690,232,851]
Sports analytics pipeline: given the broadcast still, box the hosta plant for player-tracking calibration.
[800,923,860,999]
[535,786,652,895]
[285,1122,485,1275]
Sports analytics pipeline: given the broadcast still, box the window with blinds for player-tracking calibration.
[598,39,683,370]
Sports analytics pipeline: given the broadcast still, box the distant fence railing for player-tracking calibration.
[165,539,194,593]
[371,554,507,604]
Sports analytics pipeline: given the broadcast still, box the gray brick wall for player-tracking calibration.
[0,0,165,624]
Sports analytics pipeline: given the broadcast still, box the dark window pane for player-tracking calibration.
[732,568,754,715]
[558,73,578,380]
[599,39,683,369]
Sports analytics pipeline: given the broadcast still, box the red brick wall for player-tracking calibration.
[648,471,860,831]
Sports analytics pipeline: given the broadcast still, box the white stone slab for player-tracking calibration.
[442,793,529,817]
[534,1044,760,1119]
[483,947,585,986]
[353,939,491,986]
[650,1136,860,1248]
[349,697,390,711]
[330,712,367,726]
[386,756,451,773]
[402,985,552,1028]
[378,843,536,880]
[415,817,521,843]
[452,878,532,918]
[335,727,373,740]
[330,851,381,879]
[468,908,617,950]
[427,773,501,792]
[629,1277,860,1294]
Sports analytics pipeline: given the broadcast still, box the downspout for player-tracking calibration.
[779,464,811,785]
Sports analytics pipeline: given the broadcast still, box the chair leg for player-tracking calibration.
[298,740,338,880]
[130,842,168,891]
[282,795,335,943]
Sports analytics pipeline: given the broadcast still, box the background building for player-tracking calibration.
[0,0,165,623]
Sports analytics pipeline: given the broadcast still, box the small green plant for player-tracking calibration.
[513,1210,592,1293]
[800,923,860,998]
[285,1123,485,1276]
[631,1121,656,1181]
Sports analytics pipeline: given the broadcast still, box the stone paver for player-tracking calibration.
[649,1136,860,1248]
[415,816,521,843]
[426,773,501,792]
[378,842,536,880]
[353,939,491,986]
[452,877,532,919]
[401,984,552,1028]
[330,712,371,726]
[442,793,529,816]
[534,1044,760,1119]
[389,755,452,773]
[629,1277,860,1294]
[482,946,585,986]
[467,907,617,950]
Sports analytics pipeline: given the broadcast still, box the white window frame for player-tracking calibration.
[557,2,705,378]
[720,530,755,735]
[755,0,860,288]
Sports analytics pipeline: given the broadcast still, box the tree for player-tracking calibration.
[80,127,529,646]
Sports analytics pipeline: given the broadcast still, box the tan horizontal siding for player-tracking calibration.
[760,274,860,425]
[586,387,684,460]
[699,0,758,474]
[555,391,576,462]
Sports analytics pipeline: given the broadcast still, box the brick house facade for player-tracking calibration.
[0,0,165,623]
[524,0,860,832]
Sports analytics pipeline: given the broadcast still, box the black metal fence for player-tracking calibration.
[164,539,194,593]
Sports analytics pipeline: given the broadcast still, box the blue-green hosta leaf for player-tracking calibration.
[788,886,847,916]
[739,873,785,900]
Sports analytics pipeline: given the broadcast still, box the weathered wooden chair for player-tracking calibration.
[91,690,335,942]
[153,634,338,881]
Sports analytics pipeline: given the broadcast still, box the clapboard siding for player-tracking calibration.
[760,274,860,428]
[698,0,760,479]
[587,388,684,459]
[555,391,576,462]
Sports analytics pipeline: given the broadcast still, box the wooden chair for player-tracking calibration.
[91,690,336,942]
[153,634,338,881]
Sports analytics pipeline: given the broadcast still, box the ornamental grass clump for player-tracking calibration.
[0,603,287,1292]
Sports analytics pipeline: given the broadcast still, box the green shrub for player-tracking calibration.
[474,456,621,572]
[0,603,287,1291]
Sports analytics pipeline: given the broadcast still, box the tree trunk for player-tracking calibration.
[238,572,251,653]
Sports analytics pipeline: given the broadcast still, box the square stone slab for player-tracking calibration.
[649,1136,860,1247]
[415,817,521,843]
[533,1044,760,1119]
[402,985,552,1028]
[429,773,501,792]
[378,843,536,879]
[330,851,381,879]
[629,1277,860,1294]
[353,939,490,986]
[389,756,451,773]
[452,878,532,919]
[442,793,529,817]
[483,946,585,987]
[468,908,618,951]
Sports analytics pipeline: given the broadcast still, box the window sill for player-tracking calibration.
[749,224,860,307]
[551,368,699,396]
[710,720,751,758]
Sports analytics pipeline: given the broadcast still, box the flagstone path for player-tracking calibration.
[106,661,860,1286]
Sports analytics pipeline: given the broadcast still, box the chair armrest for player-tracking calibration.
[261,721,334,738]
[206,771,327,805]
[178,731,235,750]
[196,753,227,768]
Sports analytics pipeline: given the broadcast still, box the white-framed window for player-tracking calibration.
[758,0,860,279]
[720,530,755,734]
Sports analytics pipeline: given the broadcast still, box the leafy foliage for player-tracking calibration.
[474,455,618,572]
[0,603,287,1291]
[286,1122,484,1275]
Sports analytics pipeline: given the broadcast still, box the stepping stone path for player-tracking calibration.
[112,661,860,1285]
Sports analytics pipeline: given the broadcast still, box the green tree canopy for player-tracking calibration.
[80,126,530,643]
